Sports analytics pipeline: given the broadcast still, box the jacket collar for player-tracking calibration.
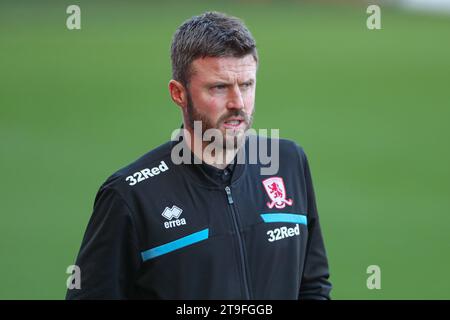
[170,134,247,188]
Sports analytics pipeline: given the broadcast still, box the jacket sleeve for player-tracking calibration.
[298,148,332,300]
[66,186,141,299]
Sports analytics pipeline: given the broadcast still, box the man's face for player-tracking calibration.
[185,54,257,149]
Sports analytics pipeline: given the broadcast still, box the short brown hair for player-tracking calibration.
[170,11,258,87]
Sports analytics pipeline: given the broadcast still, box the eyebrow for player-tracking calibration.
[208,79,255,87]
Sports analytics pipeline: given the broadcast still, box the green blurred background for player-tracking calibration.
[1,0,450,299]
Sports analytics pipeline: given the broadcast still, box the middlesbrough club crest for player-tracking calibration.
[262,177,293,209]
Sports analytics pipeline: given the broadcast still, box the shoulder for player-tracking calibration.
[98,140,175,193]
[248,134,307,159]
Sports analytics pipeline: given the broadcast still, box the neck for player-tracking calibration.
[183,125,239,170]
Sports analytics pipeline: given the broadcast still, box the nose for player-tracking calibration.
[226,84,244,110]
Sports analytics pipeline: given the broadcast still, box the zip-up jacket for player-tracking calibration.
[66,136,332,299]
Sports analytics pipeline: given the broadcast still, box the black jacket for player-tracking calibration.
[66,136,332,299]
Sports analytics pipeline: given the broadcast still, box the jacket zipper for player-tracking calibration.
[224,186,252,300]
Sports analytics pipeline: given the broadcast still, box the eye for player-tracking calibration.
[240,82,253,89]
[210,84,227,93]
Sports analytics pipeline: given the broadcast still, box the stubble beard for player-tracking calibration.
[185,90,254,151]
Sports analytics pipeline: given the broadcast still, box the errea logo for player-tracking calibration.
[162,205,186,229]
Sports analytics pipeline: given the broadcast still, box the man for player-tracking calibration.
[66,11,331,300]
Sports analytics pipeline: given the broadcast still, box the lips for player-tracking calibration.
[222,117,245,129]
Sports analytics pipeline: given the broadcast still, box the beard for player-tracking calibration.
[185,90,254,150]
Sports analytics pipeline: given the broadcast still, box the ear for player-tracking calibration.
[168,79,188,109]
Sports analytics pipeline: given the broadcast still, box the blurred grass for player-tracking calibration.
[1,0,449,299]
